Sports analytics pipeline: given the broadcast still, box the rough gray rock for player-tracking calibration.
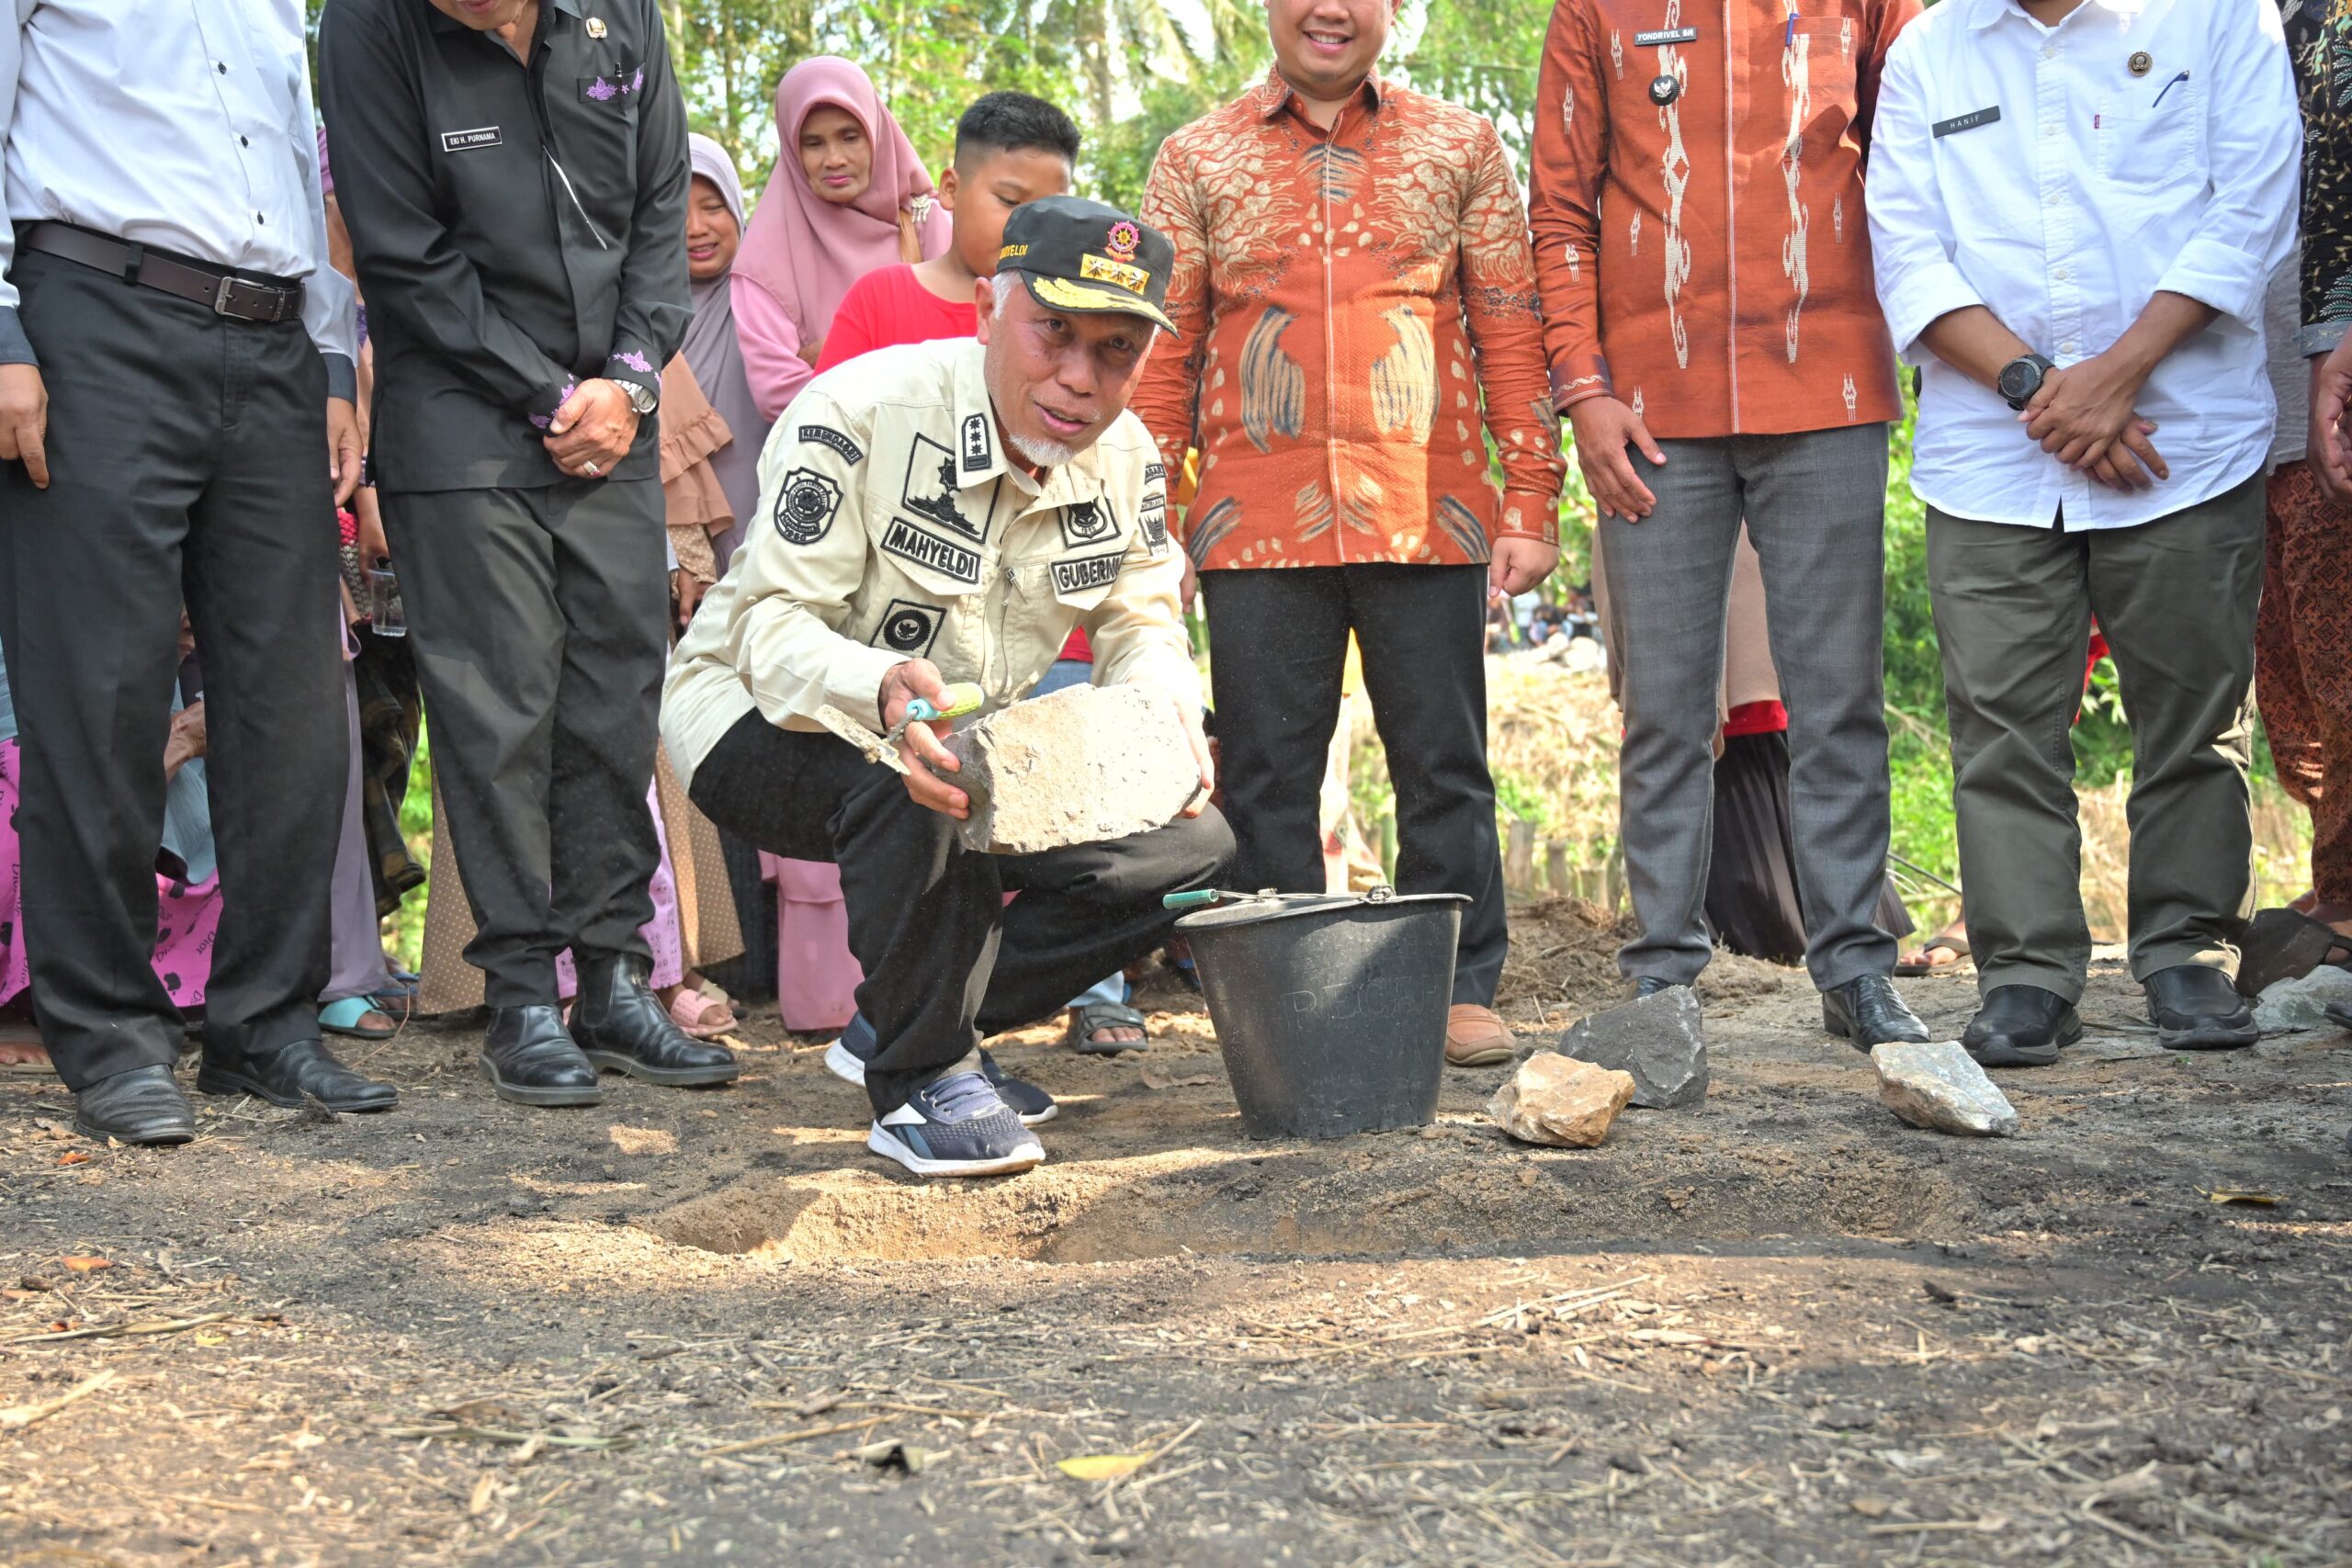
[1557,986,1708,1108]
[2250,965,2352,1032]
[1487,1054,1635,1148]
[941,683,1202,854]
[1871,1040,2020,1137]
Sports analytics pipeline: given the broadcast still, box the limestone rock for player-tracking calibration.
[941,683,1202,854]
[1871,1040,2019,1137]
[1558,986,1707,1108]
[1487,1053,1635,1148]
[2250,965,2352,1032]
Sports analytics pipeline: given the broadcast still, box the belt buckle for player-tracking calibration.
[212,276,242,318]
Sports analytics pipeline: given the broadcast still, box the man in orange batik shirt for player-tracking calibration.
[1529,0,1931,1049]
[1136,0,1566,1072]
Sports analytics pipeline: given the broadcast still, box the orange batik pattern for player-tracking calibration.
[1134,69,1565,574]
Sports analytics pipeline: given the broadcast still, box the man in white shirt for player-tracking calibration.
[1869,0,2298,1066]
[0,1,394,1143]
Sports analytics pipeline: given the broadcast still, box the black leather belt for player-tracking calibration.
[19,221,304,325]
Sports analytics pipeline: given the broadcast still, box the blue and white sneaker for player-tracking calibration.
[868,1071,1046,1178]
[825,1014,1057,1126]
[979,1051,1057,1125]
[822,1012,877,1088]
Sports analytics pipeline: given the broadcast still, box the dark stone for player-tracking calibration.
[1557,985,1708,1108]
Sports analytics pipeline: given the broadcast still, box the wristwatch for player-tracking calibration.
[1997,352,2055,411]
[617,378,658,417]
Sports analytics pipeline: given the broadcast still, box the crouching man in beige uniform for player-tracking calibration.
[662,197,1228,1178]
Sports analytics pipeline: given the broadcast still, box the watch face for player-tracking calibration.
[1998,358,2040,403]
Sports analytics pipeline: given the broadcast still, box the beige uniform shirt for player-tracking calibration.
[662,337,1198,788]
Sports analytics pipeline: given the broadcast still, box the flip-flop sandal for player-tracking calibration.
[667,987,740,1041]
[0,1029,52,1077]
[1069,1000,1151,1055]
[1894,932,1971,977]
[2234,907,2352,998]
[320,995,399,1041]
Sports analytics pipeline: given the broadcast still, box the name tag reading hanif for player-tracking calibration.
[1932,106,2001,139]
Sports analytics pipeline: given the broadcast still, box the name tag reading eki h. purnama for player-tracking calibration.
[439,126,503,152]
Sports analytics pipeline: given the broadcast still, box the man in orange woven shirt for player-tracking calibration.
[1136,0,1566,1070]
[1529,0,1930,1047]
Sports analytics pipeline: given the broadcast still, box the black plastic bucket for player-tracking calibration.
[1175,890,1465,1139]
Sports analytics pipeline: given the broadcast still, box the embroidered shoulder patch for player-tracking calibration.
[961,412,992,473]
[1050,552,1124,595]
[872,599,944,657]
[1143,462,1167,484]
[1138,491,1170,555]
[773,468,843,546]
[881,518,981,585]
[798,423,865,464]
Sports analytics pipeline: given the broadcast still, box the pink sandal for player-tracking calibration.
[667,988,739,1041]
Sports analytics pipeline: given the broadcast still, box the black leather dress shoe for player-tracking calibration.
[1961,985,2081,1067]
[1630,976,1677,1000]
[197,1038,398,1112]
[2144,964,2259,1051]
[1821,974,1931,1049]
[74,1063,197,1145]
[570,954,740,1087]
[479,1005,604,1107]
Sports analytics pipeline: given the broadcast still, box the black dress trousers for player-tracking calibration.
[688,715,1233,1116]
[379,479,669,1007]
[0,251,345,1089]
[1198,563,1509,1007]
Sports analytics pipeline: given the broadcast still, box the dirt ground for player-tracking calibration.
[4,900,2349,1567]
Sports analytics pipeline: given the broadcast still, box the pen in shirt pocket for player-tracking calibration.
[2153,70,2189,107]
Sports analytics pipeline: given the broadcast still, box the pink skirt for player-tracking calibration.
[0,739,222,1011]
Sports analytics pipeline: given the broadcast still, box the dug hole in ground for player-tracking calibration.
[3,670,2347,1564]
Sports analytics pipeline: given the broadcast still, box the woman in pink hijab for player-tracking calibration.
[732,57,951,421]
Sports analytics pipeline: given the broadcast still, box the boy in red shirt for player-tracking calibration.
[815,93,1078,372]
[813,93,1151,1065]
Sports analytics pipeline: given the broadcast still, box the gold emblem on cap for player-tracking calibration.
[2128,50,2152,76]
[586,16,608,38]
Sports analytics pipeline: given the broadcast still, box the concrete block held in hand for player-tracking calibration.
[941,682,1200,854]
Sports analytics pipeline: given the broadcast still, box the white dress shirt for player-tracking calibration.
[1867,0,2298,530]
[0,0,356,384]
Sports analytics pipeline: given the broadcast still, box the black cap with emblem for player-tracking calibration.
[994,195,1179,336]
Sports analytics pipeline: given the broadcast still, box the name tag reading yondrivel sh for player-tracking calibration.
[1635,26,1698,45]
[1933,106,2001,139]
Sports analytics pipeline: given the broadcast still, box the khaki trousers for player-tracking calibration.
[1926,474,2264,1003]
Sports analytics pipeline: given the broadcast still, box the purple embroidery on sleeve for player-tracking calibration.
[530,378,579,430]
[586,77,617,101]
[610,350,654,376]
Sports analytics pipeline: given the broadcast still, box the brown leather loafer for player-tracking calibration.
[1443,1004,1517,1067]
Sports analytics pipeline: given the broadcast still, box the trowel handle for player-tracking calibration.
[1162,888,1223,909]
[905,682,985,725]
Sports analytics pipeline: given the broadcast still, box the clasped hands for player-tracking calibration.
[879,659,1216,822]
[545,378,639,479]
[2017,352,2168,493]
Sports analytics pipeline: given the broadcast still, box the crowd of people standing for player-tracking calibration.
[0,0,2346,1173]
